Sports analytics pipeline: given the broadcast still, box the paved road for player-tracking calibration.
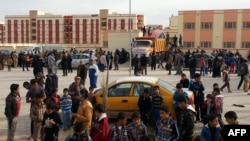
[0,65,249,141]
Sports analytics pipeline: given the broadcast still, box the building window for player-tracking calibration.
[243,22,250,29]
[201,22,212,29]
[183,42,194,48]
[184,23,195,29]
[242,42,250,48]
[200,41,212,48]
[224,22,236,29]
[103,41,108,47]
[121,19,125,30]
[223,42,235,48]
[113,19,117,30]
[101,22,106,26]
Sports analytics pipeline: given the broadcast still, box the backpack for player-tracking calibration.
[45,74,58,97]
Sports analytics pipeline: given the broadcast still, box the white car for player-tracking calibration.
[56,53,96,69]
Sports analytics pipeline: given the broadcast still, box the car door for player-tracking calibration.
[72,54,80,68]
[129,82,154,112]
[107,83,132,117]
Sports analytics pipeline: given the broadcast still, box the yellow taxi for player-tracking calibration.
[94,76,194,119]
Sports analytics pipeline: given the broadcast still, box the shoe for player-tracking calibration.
[28,135,33,140]
[228,91,232,93]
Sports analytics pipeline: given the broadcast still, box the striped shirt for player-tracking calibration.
[60,95,72,111]
[152,94,163,109]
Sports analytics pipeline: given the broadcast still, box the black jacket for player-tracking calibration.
[179,106,195,138]
[5,93,18,119]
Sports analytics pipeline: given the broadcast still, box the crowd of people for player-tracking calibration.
[3,47,248,141]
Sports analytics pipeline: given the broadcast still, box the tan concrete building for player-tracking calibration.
[2,9,145,50]
[0,22,4,43]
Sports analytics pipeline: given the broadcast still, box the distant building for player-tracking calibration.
[0,22,4,43]
[178,9,250,49]
[2,9,145,50]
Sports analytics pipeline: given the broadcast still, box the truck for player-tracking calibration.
[132,29,167,60]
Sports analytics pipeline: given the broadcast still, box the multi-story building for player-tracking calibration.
[178,9,250,49]
[3,9,144,49]
[0,22,4,43]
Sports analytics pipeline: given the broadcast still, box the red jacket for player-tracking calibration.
[91,113,109,141]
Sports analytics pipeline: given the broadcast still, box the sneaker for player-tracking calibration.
[27,135,33,140]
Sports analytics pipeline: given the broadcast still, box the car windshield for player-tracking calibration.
[157,79,175,94]
[133,41,151,47]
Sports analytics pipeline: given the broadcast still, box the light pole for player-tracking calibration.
[129,0,132,76]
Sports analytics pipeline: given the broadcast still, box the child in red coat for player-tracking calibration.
[91,104,109,141]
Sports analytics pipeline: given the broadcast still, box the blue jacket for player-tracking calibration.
[173,91,189,109]
[201,124,221,141]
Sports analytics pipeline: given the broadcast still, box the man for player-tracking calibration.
[77,60,88,86]
[5,84,21,141]
[140,54,147,75]
[177,95,196,141]
[89,59,99,88]
[47,52,56,74]
[73,89,93,134]
[26,79,46,140]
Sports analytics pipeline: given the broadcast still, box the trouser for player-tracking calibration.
[22,62,29,71]
[216,114,224,128]
[151,108,160,128]
[237,74,245,89]
[71,101,80,124]
[62,67,67,76]
[220,80,231,91]
[244,80,249,92]
[141,66,147,75]
[30,120,34,136]
[230,63,235,74]
[8,66,11,71]
[44,131,58,141]
[200,67,205,76]
[89,75,98,88]
[33,121,43,141]
[194,99,203,121]
[140,111,149,126]
[151,63,156,70]
[189,68,196,79]
[114,62,119,70]
[62,110,72,130]
[7,117,17,141]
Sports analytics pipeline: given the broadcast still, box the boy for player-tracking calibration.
[91,104,109,141]
[128,111,148,141]
[5,84,21,141]
[138,88,152,125]
[30,93,46,141]
[42,101,63,141]
[65,122,91,141]
[213,88,224,127]
[201,94,215,125]
[88,86,96,106]
[50,89,60,111]
[224,111,238,125]
[220,67,232,93]
[151,85,163,128]
[177,95,196,141]
[189,73,205,122]
[155,105,180,141]
[108,112,132,141]
[180,73,189,88]
[201,114,222,141]
[60,88,72,131]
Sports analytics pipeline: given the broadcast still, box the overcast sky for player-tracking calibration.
[1,0,250,26]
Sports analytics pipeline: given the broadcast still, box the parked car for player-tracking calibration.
[56,53,96,69]
[185,53,214,68]
[94,76,194,118]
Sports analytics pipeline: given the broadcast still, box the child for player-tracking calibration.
[155,105,180,141]
[224,111,238,125]
[201,114,222,141]
[128,111,148,141]
[108,112,132,141]
[138,88,152,125]
[88,86,96,106]
[30,93,46,141]
[6,56,13,71]
[213,88,224,127]
[151,85,163,128]
[91,104,109,141]
[180,73,189,88]
[50,89,60,111]
[42,101,63,141]
[220,67,232,93]
[201,94,215,125]
[65,122,92,141]
[60,88,72,131]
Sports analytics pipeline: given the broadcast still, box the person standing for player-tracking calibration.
[61,53,68,76]
[220,67,232,93]
[175,53,183,75]
[189,73,205,122]
[73,89,93,134]
[189,55,197,79]
[12,51,18,68]
[100,52,107,72]
[5,84,21,141]
[179,34,182,46]
[151,86,163,129]
[151,52,157,71]
[47,52,56,74]
[60,88,72,131]
[166,52,173,75]
[138,88,152,125]
[140,54,147,75]
[89,59,99,88]
[114,53,119,70]
[237,59,249,90]
[67,53,73,73]
[77,60,88,86]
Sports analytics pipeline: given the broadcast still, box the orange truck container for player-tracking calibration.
[132,29,167,58]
